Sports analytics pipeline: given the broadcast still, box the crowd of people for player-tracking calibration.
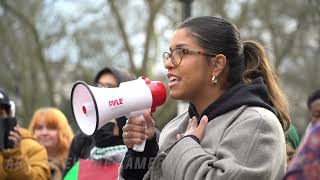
[0,16,319,180]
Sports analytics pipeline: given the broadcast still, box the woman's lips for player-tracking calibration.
[167,73,180,89]
[168,80,178,88]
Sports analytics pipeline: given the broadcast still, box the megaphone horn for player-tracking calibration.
[71,77,167,145]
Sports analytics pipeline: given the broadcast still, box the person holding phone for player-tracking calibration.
[0,89,50,180]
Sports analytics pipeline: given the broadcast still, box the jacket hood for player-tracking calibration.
[188,77,277,121]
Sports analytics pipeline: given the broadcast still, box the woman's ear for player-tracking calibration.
[211,54,227,77]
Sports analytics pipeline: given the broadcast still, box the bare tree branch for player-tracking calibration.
[234,1,249,29]
[266,7,306,72]
[108,0,137,74]
[140,0,165,76]
[0,0,56,106]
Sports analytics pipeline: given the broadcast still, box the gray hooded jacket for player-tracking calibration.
[144,106,286,180]
[119,78,287,180]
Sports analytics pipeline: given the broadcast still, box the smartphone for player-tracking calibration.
[3,117,17,149]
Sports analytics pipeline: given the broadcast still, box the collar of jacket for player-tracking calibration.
[188,77,276,122]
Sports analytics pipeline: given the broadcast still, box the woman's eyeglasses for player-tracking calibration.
[162,48,216,66]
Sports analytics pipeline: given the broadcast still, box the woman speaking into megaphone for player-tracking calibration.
[120,16,289,180]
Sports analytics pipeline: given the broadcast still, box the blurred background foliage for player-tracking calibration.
[0,0,319,136]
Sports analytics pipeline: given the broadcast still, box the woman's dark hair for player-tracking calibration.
[178,16,244,86]
[178,16,290,130]
[242,41,290,130]
[94,66,136,86]
[307,89,320,109]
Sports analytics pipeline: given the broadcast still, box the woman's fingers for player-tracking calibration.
[123,131,147,148]
[176,133,183,140]
[122,130,147,140]
[123,123,146,134]
[198,115,208,131]
[179,115,209,142]
[123,115,149,148]
[143,111,156,139]
[193,115,208,140]
[191,116,198,129]
[143,111,154,127]
[126,115,146,126]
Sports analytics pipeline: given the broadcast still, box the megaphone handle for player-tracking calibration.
[133,139,146,152]
[127,110,149,152]
[132,115,146,152]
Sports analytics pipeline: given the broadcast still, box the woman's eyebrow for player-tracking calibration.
[169,43,189,51]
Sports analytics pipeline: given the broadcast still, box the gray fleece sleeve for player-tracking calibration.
[161,111,286,180]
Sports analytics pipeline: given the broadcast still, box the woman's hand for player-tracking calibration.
[122,111,155,149]
[177,116,208,141]
[8,126,22,148]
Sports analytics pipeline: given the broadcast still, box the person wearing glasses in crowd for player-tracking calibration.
[64,66,135,176]
[120,16,289,180]
[284,89,320,179]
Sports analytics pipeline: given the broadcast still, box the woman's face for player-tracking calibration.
[164,28,213,101]
[33,118,58,150]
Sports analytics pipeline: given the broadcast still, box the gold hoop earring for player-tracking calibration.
[211,76,218,85]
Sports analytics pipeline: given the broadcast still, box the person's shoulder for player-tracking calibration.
[241,107,283,132]
[243,107,278,121]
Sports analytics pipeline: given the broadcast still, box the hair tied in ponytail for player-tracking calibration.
[242,40,263,83]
